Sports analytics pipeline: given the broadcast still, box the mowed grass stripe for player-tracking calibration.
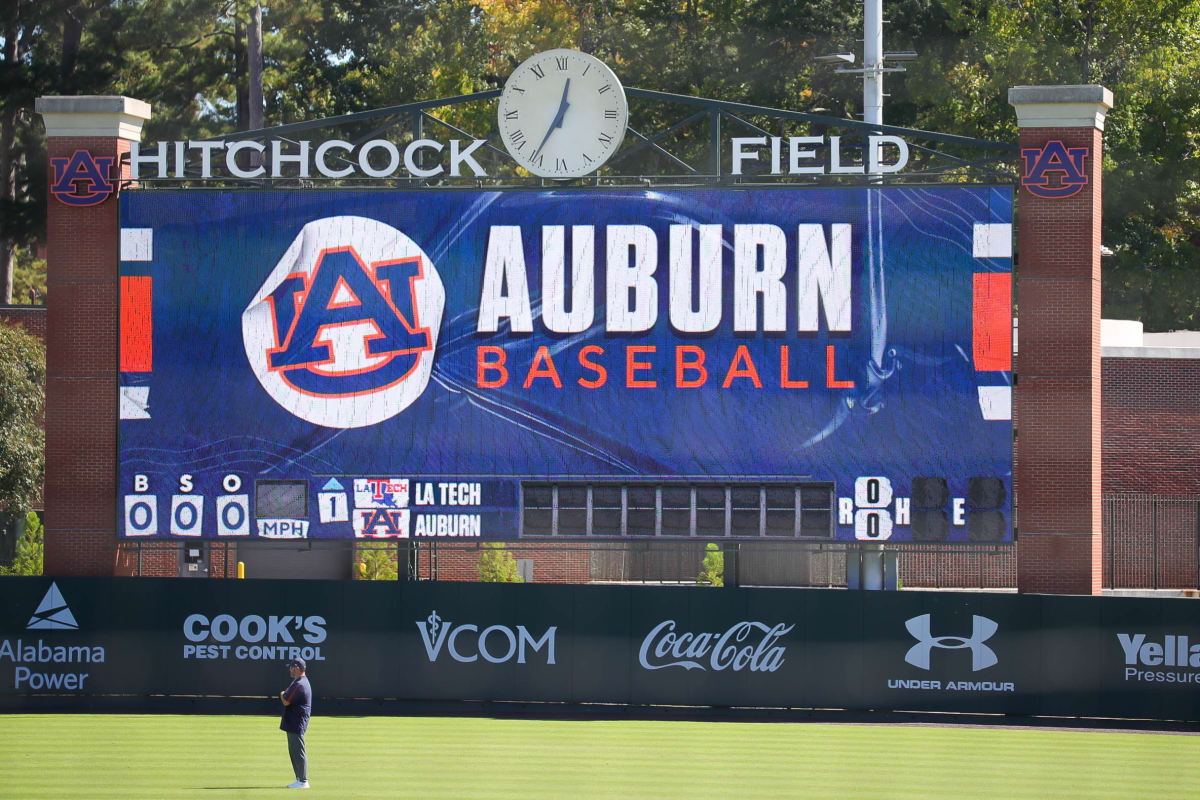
[0,714,1196,798]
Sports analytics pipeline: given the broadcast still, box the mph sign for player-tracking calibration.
[117,186,1012,542]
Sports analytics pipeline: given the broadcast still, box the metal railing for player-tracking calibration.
[120,496,1200,591]
[132,85,1018,190]
[1103,494,1200,590]
[119,536,1017,589]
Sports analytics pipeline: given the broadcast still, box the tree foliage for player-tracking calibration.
[0,511,44,576]
[2,1,124,301]
[356,541,398,580]
[696,542,724,586]
[0,323,45,515]
[12,246,45,305]
[901,0,1200,330]
[4,0,1200,326]
[477,542,523,583]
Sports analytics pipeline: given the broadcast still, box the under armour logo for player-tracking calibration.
[904,614,997,671]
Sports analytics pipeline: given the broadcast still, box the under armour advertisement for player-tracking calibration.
[1,578,1198,721]
[117,187,1013,542]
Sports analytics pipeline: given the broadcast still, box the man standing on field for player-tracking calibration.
[279,657,311,789]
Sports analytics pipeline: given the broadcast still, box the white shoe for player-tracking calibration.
[287,780,310,789]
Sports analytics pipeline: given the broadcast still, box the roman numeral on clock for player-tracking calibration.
[598,84,612,94]
[555,56,568,70]
[555,158,567,171]
[504,109,518,120]
[604,109,618,119]
[511,130,527,150]
[598,132,613,144]
[530,64,545,79]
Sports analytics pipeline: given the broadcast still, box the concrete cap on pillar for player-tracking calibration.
[35,95,152,140]
[1008,85,1113,130]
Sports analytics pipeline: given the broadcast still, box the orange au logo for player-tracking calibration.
[50,150,116,206]
[1020,140,1088,199]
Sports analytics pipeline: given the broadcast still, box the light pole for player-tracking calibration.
[817,0,917,167]
[817,1,916,591]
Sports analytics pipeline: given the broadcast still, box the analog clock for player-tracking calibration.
[497,49,628,179]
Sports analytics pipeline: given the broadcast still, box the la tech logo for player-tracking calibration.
[50,150,117,206]
[242,216,445,429]
[1020,140,1089,199]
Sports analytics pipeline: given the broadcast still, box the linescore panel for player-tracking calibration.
[122,473,518,540]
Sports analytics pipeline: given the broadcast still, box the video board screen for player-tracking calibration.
[118,186,1012,543]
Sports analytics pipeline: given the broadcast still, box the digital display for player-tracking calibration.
[118,187,1012,542]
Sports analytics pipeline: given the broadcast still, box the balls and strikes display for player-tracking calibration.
[497,49,629,179]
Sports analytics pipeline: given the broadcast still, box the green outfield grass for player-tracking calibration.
[0,713,1196,798]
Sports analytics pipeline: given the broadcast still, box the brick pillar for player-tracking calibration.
[1009,85,1112,594]
[35,96,151,576]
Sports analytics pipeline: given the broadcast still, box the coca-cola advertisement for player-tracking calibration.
[638,620,792,673]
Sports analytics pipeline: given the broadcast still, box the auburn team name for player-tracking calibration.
[477,223,854,335]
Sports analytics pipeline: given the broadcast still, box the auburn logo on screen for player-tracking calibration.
[243,216,445,429]
[264,246,432,393]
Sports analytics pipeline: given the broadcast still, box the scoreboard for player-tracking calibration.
[117,186,1013,543]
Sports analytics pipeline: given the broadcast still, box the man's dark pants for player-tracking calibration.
[287,731,307,782]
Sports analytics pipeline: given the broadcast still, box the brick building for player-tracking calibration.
[0,305,47,342]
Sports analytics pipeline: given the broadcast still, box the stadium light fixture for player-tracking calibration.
[814,2,918,130]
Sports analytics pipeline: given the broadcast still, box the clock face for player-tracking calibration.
[497,49,629,179]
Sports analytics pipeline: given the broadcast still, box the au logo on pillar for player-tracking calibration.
[49,150,117,207]
[1019,140,1089,199]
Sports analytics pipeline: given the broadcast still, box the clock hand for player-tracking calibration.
[530,78,571,161]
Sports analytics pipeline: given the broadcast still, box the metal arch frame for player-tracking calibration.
[147,87,1018,187]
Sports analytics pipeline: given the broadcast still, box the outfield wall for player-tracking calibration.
[1,577,1197,720]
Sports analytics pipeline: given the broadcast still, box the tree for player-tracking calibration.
[0,323,45,516]
[1,0,330,307]
[477,542,523,582]
[1,1,120,303]
[900,0,1200,330]
[696,542,723,586]
[5,0,1200,328]
[0,511,43,576]
[12,245,45,304]
[356,541,398,580]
